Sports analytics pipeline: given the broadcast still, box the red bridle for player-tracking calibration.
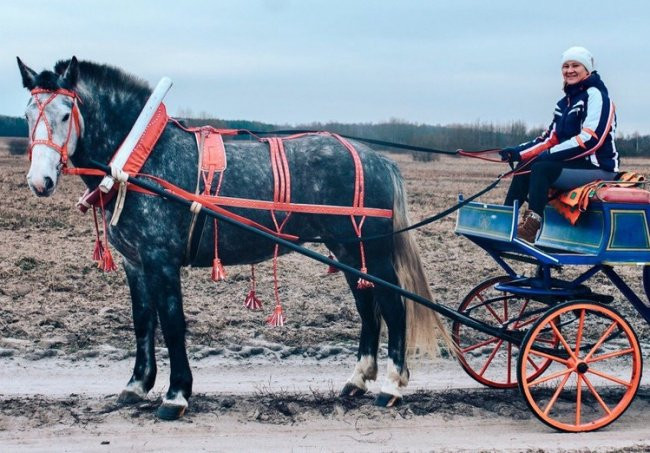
[28,88,82,168]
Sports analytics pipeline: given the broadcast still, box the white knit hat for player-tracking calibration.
[561,46,594,73]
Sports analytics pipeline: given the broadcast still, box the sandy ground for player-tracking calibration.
[2,141,650,451]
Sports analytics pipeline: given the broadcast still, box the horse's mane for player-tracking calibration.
[52,59,152,100]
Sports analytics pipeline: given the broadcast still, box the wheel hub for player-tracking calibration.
[576,361,589,374]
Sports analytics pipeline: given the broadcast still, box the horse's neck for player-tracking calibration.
[79,85,146,162]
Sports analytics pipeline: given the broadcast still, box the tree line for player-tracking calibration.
[2,114,649,157]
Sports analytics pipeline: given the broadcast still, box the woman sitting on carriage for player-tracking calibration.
[500,46,619,242]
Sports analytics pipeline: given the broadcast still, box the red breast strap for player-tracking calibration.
[73,103,169,211]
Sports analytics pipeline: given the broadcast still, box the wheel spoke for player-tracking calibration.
[513,316,540,330]
[527,355,542,371]
[535,335,558,345]
[529,348,571,366]
[587,348,635,364]
[584,321,619,362]
[461,336,499,353]
[543,370,572,415]
[581,374,612,415]
[587,368,633,388]
[528,367,574,387]
[550,322,578,361]
[479,339,504,376]
[485,303,504,324]
[512,298,530,329]
[576,374,582,426]
[574,309,585,356]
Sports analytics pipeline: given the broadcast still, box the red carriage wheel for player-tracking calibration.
[452,276,558,388]
[518,301,642,432]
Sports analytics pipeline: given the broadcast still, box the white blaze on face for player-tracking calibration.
[25,93,81,196]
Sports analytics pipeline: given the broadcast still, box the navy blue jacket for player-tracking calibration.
[514,72,619,172]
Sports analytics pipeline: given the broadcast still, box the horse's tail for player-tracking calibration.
[389,165,457,359]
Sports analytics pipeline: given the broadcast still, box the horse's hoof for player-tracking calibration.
[374,392,401,407]
[117,389,146,405]
[156,403,187,420]
[340,382,367,398]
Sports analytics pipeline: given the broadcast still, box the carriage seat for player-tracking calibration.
[596,187,650,204]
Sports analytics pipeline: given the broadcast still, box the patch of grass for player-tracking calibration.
[15,256,37,271]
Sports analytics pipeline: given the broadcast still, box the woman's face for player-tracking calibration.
[562,61,589,85]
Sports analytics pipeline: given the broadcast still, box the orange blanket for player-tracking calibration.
[549,172,646,225]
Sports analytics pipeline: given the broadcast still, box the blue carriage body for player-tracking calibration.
[455,196,650,322]
[455,199,650,265]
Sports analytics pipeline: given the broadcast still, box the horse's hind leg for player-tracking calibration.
[118,261,157,404]
[371,260,409,407]
[340,272,380,398]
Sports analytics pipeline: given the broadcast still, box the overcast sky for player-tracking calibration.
[2,0,649,134]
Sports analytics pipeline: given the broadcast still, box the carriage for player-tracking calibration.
[453,188,649,432]
[17,56,649,433]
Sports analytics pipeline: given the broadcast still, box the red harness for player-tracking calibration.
[27,87,393,325]
[28,88,82,167]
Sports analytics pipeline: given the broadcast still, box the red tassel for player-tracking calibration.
[356,267,374,289]
[266,304,286,327]
[244,290,263,310]
[211,258,227,281]
[327,254,340,274]
[92,238,104,262]
[100,247,117,272]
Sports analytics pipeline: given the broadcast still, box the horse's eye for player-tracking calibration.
[62,113,70,122]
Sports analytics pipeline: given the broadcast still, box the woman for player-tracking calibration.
[500,46,619,242]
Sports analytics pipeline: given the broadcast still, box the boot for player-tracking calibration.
[517,210,541,243]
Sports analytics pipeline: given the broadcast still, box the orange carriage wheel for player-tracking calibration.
[518,301,642,432]
[452,276,558,388]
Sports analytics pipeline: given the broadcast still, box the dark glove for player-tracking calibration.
[499,147,521,163]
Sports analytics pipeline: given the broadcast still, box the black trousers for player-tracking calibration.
[504,160,617,216]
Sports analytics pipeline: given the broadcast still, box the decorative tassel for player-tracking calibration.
[244,290,263,310]
[327,254,340,274]
[244,265,263,310]
[100,246,117,272]
[266,304,286,327]
[211,258,227,281]
[92,238,104,262]
[356,267,374,289]
[97,191,117,273]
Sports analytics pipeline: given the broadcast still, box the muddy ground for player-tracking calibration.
[2,139,650,451]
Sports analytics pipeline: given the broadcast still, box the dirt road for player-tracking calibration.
[1,355,650,452]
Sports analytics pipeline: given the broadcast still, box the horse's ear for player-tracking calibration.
[60,56,79,89]
[17,57,37,90]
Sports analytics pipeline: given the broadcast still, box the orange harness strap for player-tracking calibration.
[264,137,293,325]
[193,129,228,281]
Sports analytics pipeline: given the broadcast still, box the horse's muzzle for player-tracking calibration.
[27,175,56,197]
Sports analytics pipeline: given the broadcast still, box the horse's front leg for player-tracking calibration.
[148,260,193,420]
[117,260,158,404]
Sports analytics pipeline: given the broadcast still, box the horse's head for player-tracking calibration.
[18,57,84,197]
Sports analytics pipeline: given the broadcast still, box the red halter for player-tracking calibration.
[28,88,82,167]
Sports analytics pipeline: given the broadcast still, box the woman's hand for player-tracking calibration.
[499,147,521,163]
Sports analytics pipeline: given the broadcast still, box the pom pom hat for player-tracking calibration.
[561,46,594,73]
